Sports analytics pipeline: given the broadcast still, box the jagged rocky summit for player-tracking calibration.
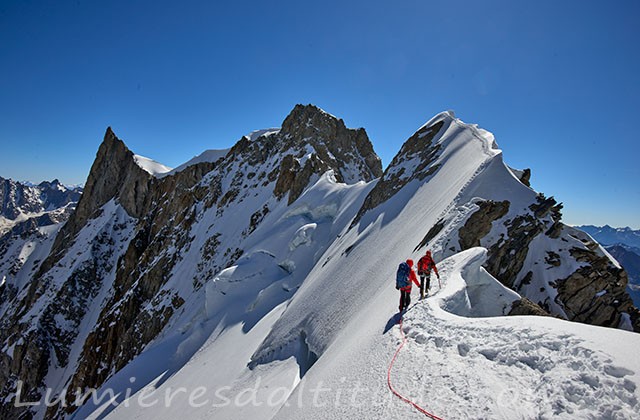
[0,105,637,419]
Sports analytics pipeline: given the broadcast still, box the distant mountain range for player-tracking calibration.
[0,177,82,236]
[605,244,640,307]
[577,224,640,249]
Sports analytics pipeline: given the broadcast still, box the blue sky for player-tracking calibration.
[1,0,638,228]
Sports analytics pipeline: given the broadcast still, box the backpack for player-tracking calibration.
[396,262,410,288]
[418,255,432,274]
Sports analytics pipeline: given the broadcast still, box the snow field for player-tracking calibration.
[133,155,173,176]
[397,249,640,419]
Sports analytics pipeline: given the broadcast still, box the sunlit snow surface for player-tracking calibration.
[133,154,173,176]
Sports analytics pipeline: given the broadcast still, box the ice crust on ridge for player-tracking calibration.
[133,154,173,176]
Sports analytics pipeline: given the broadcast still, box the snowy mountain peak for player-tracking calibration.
[417,109,456,131]
[281,103,339,133]
[78,127,153,218]
[354,110,497,225]
[275,104,382,186]
[209,104,382,203]
[38,127,155,277]
[244,127,280,142]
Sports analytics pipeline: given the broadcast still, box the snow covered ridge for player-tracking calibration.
[389,249,640,419]
[133,154,173,176]
[0,104,638,419]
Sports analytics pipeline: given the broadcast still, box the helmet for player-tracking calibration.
[426,250,432,257]
[406,259,414,267]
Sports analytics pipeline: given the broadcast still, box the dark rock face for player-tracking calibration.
[484,214,546,289]
[40,128,153,276]
[0,328,50,417]
[414,218,446,252]
[354,119,444,225]
[455,194,639,332]
[270,105,382,204]
[457,195,560,292]
[508,297,550,317]
[555,245,640,331]
[519,168,531,187]
[458,200,510,250]
[279,104,382,184]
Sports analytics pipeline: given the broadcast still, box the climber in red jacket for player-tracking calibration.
[417,250,440,299]
[397,259,421,312]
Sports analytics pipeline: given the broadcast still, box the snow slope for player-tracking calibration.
[159,128,279,178]
[133,154,173,176]
[162,149,230,177]
[73,172,376,420]
[273,249,639,419]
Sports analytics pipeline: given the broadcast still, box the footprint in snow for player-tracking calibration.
[604,364,634,378]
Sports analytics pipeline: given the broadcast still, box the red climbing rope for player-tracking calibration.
[387,316,445,420]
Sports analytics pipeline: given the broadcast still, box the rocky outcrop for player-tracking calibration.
[519,168,531,187]
[273,153,333,205]
[508,167,531,188]
[270,105,382,204]
[484,214,546,289]
[456,195,562,290]
[279,104,382,184]
[508,297,551,317]
[458,200,510,249]
[454,193,639,332]
[40,128,153,276]
[414,218,446,252]
[555,244,640,331]
[354,119,444,225]
[0,328,50,416]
